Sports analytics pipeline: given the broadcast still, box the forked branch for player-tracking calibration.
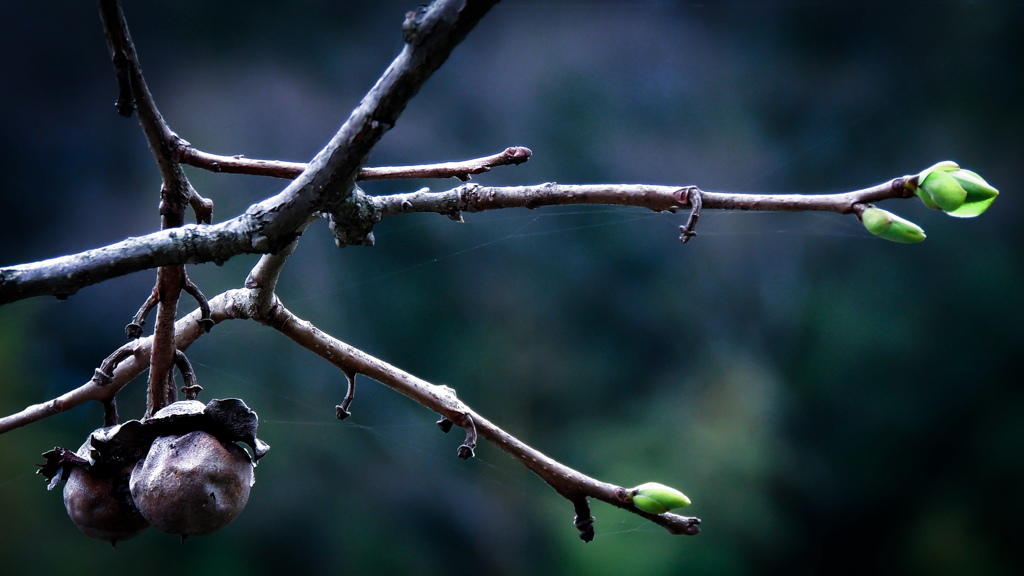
[0,268,700,540]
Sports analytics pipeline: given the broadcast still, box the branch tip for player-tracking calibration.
[572,499,596,542]
[678,186,702,243]
[682,518,701,536]
[448,413,478,459]
[504,146,532,164]
[92,368,114,387]
[182,274,214,333]
[173,349,202,401]
[92,345,136,387]
[335,369,357,420]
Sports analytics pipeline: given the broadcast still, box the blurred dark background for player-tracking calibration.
[1,1,1021,575]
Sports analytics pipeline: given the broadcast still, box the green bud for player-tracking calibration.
[919,169,967,212]
[944,169,999,218]
[629,482,691,514]
[861,207,926,244]
[916,161,999,217]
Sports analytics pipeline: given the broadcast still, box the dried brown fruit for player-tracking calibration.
[130,430,254,537]
[61,449,149,545]
[40,398,267,542]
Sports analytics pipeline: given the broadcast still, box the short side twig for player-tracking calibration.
[92,344,138,387]
[182,272,214,333]
[572,498,596,542]
[177,145,532,182]
[98,0,213,223]
[335,369,357,421]
[174,349,203,400]
[126,288,159,339]
[678,186,702,243]
[447,412,478,459]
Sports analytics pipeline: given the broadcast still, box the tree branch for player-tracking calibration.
[0,233,297,433]
[0,221,258,304]
[1,0,502,307]
[251,0,501,252]
[0,1,924,308]
[176,144,533,182]
[2,278,700,539]
[372,177,917,220]
[98,0,212,224]
[0,174,919,306]
[259,299,701,539]
[100,0,212,416]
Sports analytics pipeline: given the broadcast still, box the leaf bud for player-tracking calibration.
[860,207,926,244]
[916,161,999,217]
[628,481,692,514]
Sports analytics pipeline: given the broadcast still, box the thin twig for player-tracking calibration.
[175,349,203,400]
[126,288,158,339]
[679,186,702,243]
[335,369,357,421]
[373,178,915,219]
[98,0,212,223]
[358,146,532,181]
[91,344,138,386]
[0,175,918,306]
[182,272,215,333]
[176,145,532,182]
[100,0,193,416]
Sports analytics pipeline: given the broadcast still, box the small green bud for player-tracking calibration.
[861,207,926,244]
[944,169,999,218]
[628,482,691,514]
[916,161,999,217]
[918,169,967,212]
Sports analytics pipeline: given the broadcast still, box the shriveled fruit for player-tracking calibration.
[130,430,254,537]
[63,460,150,545]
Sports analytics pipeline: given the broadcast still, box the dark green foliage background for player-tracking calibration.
[1,1,1021,575]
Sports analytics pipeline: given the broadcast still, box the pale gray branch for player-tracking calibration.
[0,0,500,306]
[0,175,918,306]
[178,146,532,182]
[0,220,259,304]
[372,177,917,220]
[262,301,701,537]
